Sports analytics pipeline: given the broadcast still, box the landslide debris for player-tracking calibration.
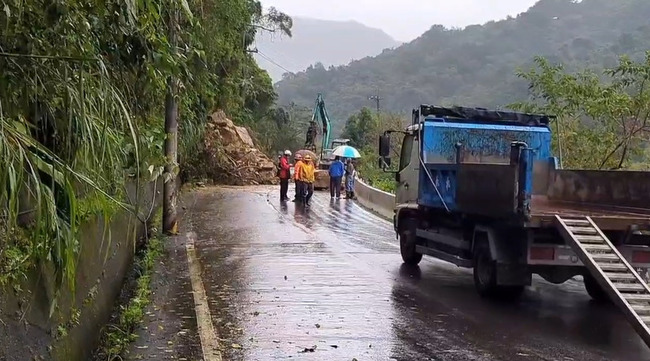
[202,111,278,185]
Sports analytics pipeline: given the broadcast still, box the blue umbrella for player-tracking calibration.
[332,145,361,159]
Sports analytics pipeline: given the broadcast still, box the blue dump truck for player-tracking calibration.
[379,105,650,347]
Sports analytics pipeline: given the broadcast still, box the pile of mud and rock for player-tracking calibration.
[201,111,279,185]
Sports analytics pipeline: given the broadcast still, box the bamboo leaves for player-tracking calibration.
[178,0,193,21]
[0,0,293,292]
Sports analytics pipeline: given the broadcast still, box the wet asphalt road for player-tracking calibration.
[184,185,650,361]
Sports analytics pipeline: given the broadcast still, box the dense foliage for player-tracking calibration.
[511,53,650,170]
[275,0,650,128]
[0,0,291,290]
[340,108,406,193]
[247,103,315,156]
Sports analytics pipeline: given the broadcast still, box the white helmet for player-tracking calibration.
[284,150,292,156]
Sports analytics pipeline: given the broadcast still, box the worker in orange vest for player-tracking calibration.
[299,155,316,206]
[292,153,304,203]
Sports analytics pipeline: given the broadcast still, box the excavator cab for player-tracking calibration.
[330,139,349,149]
[320,139,350,170]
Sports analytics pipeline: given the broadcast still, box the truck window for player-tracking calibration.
[399,135,414,172]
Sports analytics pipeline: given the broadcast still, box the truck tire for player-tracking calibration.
[473,244,498,297]
[399,218,423,266]
[473,243,524,300]
[583,274,610,303]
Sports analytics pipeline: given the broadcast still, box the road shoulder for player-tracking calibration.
[126,206,204,360]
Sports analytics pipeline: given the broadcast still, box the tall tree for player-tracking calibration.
[510,53,650,170]
[341,107,377,150]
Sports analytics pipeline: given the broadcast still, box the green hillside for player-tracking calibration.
[274,0,650,129]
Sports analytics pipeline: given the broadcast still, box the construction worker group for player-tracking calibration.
[277,150,356,206]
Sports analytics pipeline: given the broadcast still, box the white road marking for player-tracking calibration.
[185,231,222,361]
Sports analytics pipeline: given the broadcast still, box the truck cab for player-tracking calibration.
[394,124,419,206]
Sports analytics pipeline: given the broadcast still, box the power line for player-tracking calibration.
[253,42,303,70]
[256,51,293,74]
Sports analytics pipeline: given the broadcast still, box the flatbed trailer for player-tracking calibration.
[530,195,650,229]
[380,105,650,348]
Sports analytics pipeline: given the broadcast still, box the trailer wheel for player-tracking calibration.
[584,274,610,303]
[399,218,422,266]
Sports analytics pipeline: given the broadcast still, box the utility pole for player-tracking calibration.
[163,5,179,235]
[241,25,267,106]
[368,94,382,114]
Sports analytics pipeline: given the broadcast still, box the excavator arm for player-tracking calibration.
[311,93,331,159]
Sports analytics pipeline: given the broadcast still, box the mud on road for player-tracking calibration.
[131,185,650,361]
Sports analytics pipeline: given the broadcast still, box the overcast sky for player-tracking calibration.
[261,0,541,41]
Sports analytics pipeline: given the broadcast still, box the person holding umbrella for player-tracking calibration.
[331,145,361,200]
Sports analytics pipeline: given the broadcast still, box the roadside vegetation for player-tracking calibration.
[510,53,650,170]
[95,229,163,360]
[340,108,406,193]
[0,0,301,297]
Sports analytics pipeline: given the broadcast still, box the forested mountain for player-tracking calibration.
[254,17,401,82]
[274,0,650,128]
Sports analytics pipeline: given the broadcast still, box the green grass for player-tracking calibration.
[357,148,396,194]
[98,233,163,360]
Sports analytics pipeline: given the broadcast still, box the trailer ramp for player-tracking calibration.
[555,215,650,347]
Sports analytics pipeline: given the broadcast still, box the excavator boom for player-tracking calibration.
[311,93,331,159]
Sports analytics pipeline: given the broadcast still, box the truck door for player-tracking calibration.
[396,134,419,205]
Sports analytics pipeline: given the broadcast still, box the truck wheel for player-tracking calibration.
[473,244,498,297]
[473,245,524,300]
[399,218,423,266]
[584,274,610,303]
